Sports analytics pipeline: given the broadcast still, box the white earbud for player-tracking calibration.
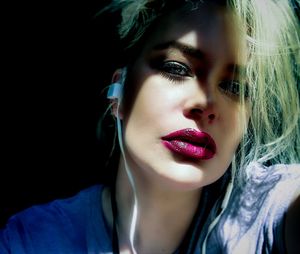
[107,67,127,103]
[107,82,123,100]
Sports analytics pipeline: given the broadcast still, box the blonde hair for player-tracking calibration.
[103,0,300,182]
[230,0,300,177]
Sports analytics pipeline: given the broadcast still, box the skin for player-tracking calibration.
[103,3,249,254]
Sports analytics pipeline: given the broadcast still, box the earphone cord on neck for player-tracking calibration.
[116,104,139,254]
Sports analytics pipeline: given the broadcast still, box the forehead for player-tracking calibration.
[141,3,246,65]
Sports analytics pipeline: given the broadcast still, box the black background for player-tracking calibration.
[1,0,121,227]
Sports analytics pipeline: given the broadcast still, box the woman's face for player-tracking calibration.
[121,3,249,190]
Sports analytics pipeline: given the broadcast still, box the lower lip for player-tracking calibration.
[162,140,215,160]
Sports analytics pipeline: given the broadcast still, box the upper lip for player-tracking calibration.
[161,128,217,153]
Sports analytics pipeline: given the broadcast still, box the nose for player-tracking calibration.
[183,85,217,123]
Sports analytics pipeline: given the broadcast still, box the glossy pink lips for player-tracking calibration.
[161,128,217,160]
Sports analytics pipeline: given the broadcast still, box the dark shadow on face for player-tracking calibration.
[122,1,246,120]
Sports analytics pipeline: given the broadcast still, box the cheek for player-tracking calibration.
[125,77,179,126]
[219,101,247,145]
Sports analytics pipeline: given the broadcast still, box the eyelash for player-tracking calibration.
[157,61,192,83]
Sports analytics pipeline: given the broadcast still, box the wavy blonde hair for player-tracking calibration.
[103,0,300,182]
[226,0,300,184]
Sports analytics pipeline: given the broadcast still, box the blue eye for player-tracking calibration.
[219,80,249,98]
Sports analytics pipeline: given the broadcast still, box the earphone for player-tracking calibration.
[107,82,123,101]
[107,67,139,254]
[107,68,126,103]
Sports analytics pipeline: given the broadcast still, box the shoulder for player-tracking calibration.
[234,162,300,222]
[0,185,104,254]
[239,163,300,253]
[244,162,300,201]
[8,184,103,231]
[225,163,300,219]
[202,163,300,254]
[243,162,300,222]
[246,162,300,179]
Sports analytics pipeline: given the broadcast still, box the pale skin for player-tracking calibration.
[102,2,299,254]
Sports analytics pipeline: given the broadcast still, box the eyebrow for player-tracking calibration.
[152,41,245,76]
[153,41,205,60]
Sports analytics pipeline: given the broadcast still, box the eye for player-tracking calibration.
[219,80,249,99]
[161,61,191,76]
[157,61,192,82]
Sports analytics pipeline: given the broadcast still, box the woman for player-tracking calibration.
[1,0,299,253]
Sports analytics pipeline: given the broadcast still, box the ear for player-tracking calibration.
[109,69,124,119]
[111,69,123,84]
[111,99,124,119]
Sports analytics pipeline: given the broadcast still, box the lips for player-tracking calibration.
[161,128,217,160]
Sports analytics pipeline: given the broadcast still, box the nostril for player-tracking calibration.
[208,114,215,120]
[186,108,216,121]
[191,108,203,115]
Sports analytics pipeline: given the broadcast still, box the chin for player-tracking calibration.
[155,164,218,191]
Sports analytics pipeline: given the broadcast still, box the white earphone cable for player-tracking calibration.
[115,68,139,254]
[116,112,139,254]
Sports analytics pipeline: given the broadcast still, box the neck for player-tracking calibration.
[111,158,202,254]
